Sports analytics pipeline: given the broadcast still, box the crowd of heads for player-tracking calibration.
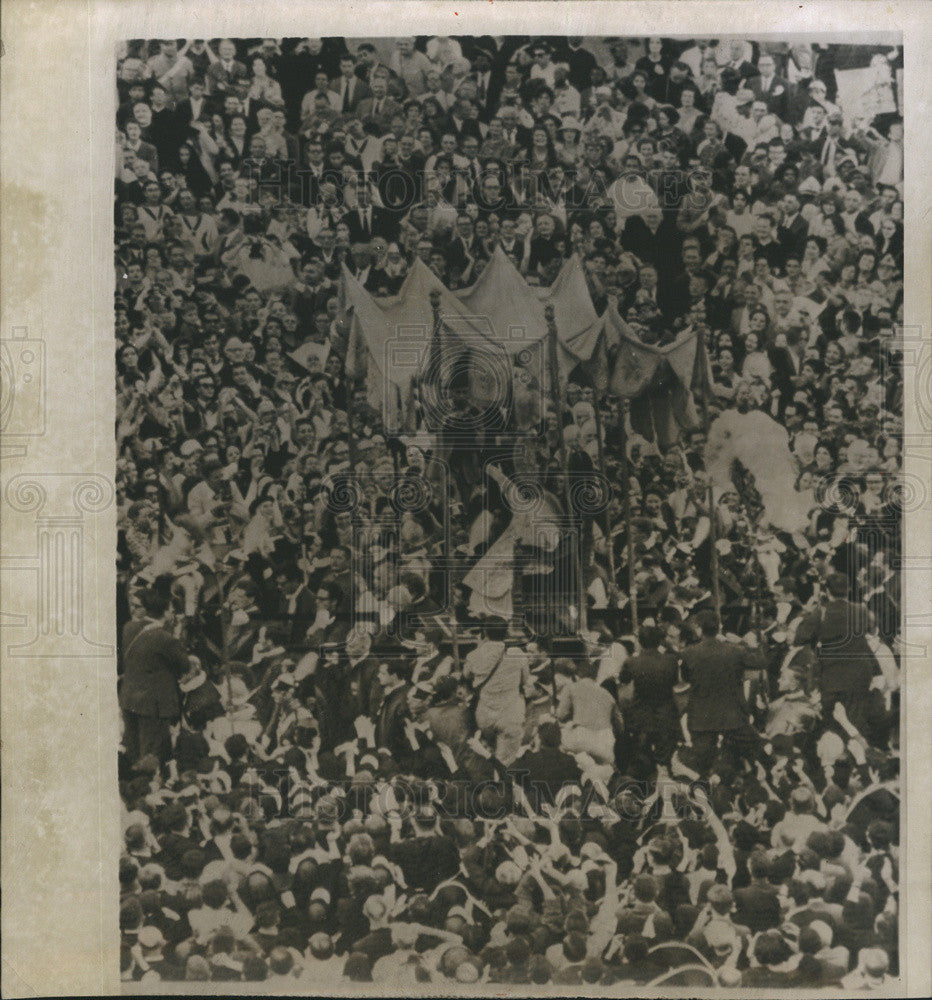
[118,36,901,987]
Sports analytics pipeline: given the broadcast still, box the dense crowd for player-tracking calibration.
[116,36,903,988]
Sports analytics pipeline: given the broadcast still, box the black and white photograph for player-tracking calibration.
[107,29,904,993]
[4,4,930,996]
[109,30,911,992]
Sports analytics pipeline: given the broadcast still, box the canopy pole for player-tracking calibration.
[545,305,588,637]
[591,390,620,627]
[616,398,639,635]
[428,291,459,645]
[696,341,723,630]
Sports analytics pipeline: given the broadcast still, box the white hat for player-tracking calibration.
[137,926,166,950]
[495,860,522,885]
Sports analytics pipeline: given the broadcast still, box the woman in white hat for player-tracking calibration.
[555,116,583,168]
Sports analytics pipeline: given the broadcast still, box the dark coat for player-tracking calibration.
[619,214,683,278]
[749,74,792,118]
[119,620,189,719]
[376,683,411,757]
[794,598,876,696]
[681,636,764,732]
[344,204,400,243]
[620,650,680,736]
[733,878,783,933]
[777,213,809,261]
[508,746,582,805]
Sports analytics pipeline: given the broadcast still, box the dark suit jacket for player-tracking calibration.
[794,599,876,695]
[750,74,792,117]
[734,879,782,933]
[206,59,248,95]
[681,636,764,732]
[620,651,679,707]
[376,683,411,756]
[448,115,484,143]
[125,140,160,174]
[355,95,403,133]
[119,620,188,719]
[619,215,683,276]
[777,214,808,261]
[174,97,213,135]
[508,747,582,805]
[331,76,371,114]
[345,204,400,243]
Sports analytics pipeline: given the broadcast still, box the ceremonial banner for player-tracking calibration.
[343,250,606,431]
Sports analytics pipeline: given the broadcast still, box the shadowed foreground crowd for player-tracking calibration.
[117,35,902,988]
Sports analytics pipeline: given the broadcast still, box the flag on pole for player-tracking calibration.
[602,300,711,446]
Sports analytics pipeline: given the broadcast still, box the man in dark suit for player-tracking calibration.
[448,97,485,144]
[174,77,212,136]
[355,74,403,134]
[733,851,783,933]
[123,120,160,175]
[750,54,792,119]
[618,625,681,765]
[343,627,384,718]
[508,721,582,808]
[375,658,414,761]
[619,206,683,276]
[470,47,505,122]
[809,111,855,178]
[345,182,399,243]
[206,38,248,97]
[497,105,532,152]
[681,609,767,772]
[794,571,877,730]
[721,40,760,84]
[119,586,189,763]
[332,54,370,115]
[494,215,525,267]
[776,192,809,261]
[145,83,185,166]
[443,213,483,278]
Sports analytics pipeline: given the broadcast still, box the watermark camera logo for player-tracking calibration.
[385,314,546,442]
[0,326,46,444]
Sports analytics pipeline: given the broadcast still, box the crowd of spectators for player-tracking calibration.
[117,36,903,988]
